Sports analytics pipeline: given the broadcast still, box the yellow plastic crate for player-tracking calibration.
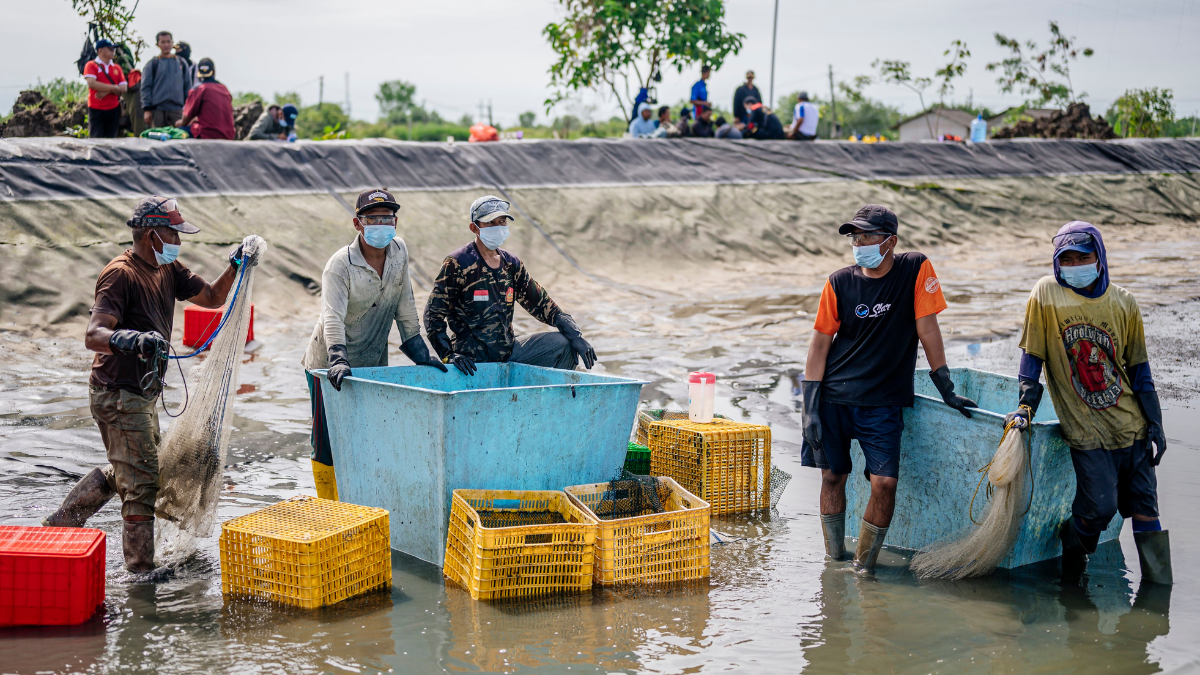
[634,409,729,447]
[444,489,597,601]
[564,476,710,586]
[219,495,391,609]
[648,418,771,515]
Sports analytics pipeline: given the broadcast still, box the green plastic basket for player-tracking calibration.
[624,442,651,475]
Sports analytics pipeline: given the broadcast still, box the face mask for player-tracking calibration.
[1060,262,1100,288]
[853,242,886,269]
[152,231,180,265]
[478,224,510,250]
[361,225,395,249]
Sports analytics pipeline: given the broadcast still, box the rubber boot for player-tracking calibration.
[311,459,339,501]
[1134,530,1173,585]
[42,467,116,527]
[123,519,156,573]
[1060,519,1094,582]
[820,513,846,560]
[852,520,888,572]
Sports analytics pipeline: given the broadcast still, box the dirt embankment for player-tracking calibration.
[992,103,1115,140]
[0,91,87,138]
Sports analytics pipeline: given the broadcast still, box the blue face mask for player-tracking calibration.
[152,231,180,265]
[853,242,886,269]
[1060,262,1100,289]
[478,224,510,250]
[362,225,395,249]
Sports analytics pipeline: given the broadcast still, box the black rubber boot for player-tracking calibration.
[1060,519,1094,582]
[42,467,116,527]
[1134,530,1174,585]
[123,519,156,573]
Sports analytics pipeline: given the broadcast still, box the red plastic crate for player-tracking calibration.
[183,304,254,349]
[0,526,106,626]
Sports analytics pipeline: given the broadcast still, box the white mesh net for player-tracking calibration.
[154,235,266,555]
[909,426,1030,580]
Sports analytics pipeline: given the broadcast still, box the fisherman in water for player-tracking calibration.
[802,204,976,572]
[1006,222,1171,583]
[301,188,447,500]
[424,195,597,376]
[44,197,246,572]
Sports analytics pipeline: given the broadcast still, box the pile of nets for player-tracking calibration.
[910,424,1031,580]
[155,235,266,554]
[592,469,667,520]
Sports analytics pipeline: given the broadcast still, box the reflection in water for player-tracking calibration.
[0,613,108,674]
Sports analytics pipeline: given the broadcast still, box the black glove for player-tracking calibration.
[327,343,352,392]
[929,365,977,418]
[554,313,597,369]
[447,353,476,376]
[429,332,476,376]
[400,335,448,372]
[229,243,244,269]
[1004,378,1043,430]
[801,380,823,453]
[109,329,168,359]
[1137,389,1167,466]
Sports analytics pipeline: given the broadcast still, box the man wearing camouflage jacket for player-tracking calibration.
[424,195,597,375]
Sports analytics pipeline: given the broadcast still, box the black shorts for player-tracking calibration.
[801,402,904,478]
[1070,439,1159,528]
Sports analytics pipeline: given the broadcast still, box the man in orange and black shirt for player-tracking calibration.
[801,204,976,572]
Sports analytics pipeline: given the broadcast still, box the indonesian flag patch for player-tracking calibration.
[473,290,489,302]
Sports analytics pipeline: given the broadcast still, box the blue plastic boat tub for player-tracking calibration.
[845,368,1122,569]
[312,363,647,566]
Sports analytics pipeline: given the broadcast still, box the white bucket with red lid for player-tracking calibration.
[688,371,716,423]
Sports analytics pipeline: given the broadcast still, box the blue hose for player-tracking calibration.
[169,258,247,360]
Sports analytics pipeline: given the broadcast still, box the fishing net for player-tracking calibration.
[592,469,667,520]
[155,235,266,554]
[910,425,1031,580]
[769,465,792,510]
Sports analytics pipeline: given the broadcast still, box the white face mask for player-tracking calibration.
[477,224,510,250]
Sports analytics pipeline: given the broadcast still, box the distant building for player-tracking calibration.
[891,106,1062,142]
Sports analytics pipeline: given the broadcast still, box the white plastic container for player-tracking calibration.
[970,114,987,143]
[688,371,716,423]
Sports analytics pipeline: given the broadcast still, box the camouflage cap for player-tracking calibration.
[469,195,514,224]
[126,196,200,233]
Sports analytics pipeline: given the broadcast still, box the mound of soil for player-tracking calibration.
[233,100,264,140]
[0,90,88,138]
[992,102,1116,140]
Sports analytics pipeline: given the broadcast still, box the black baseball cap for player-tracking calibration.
[355,188,401,215]
[197,58,215,78]
[126,196,200,233]
[839,204,898,236]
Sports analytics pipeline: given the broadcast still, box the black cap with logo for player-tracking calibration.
[355,188,401,215]
[839,204,899,236]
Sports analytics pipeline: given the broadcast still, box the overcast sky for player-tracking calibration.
[3,0,1199,126]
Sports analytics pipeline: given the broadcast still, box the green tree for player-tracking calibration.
[274,91,302,107]
[551,115,582,139]
[458,113,475,127]
[297,103,349,139]
[376,80,417,120]
[543,0,744,122]
[873,40,969,139]
[986,21,1093,108]
[69,0,146,69]
[232,91,264,107]
[519,111,537,127]
[1106,88,1175,138]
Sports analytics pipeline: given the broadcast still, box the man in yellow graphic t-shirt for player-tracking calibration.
[1008,221,1171,584]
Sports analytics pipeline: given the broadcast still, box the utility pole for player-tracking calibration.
[344,72,351,116]
[488,99,493,127]
[318,75,324,107]
[769,0,779,109]
[827,65,838,139]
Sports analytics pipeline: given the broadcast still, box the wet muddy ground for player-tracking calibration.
[1,230,1199,673]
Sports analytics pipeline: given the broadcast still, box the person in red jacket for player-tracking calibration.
[176,58,234,139]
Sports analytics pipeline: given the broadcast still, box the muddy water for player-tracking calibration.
[2,231,1200,674]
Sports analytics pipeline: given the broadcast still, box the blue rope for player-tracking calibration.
[169,259,247,360]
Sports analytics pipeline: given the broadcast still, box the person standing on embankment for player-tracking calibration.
[801,204,976,572]
[424,195,597,376]
[140,30,192,130]
[300,188,447,500]
[43,197,245,573]
[1006,222,1172,584]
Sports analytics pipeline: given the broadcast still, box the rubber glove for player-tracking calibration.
[400,335,448,372]
[228,243,244,269]
[429,332,476,376]
[447,353,476,376]
[109,329,168,358]
[801,380,823,453]
[929,366,977,418]
[1137,389,1167,466]
[554,313,597,369]
[327,344,352,391]
[1004,379,1044,430]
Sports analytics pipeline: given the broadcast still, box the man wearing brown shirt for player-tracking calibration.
[44,196,242,573]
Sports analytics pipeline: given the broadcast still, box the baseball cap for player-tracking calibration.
[126,196,200,234]
[798,91,809,101]
[746,70,755,78]
[95,38,115,51]
[1053,230,1096,254]
[470,195,514,224]
[197,58,215,78]
[839,204,899,236]
[355,188,401,215]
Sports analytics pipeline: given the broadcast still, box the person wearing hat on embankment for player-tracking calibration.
[801,204,976,573]
[1005,222,1172,585]
[43,197,249,573]
[732,70,762,126]
[300,188,448,500]
[83,38,128,138]
[424,195,597,377]
[788,91,819,141]
[176,58,234,140]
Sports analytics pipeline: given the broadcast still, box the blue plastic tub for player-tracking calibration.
[845,368,1122,569]
[312,363,647,566]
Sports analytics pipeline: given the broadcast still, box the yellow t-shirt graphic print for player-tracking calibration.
[1018,276,1149,450]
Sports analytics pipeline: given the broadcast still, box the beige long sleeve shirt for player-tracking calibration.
[301,235,421,370]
